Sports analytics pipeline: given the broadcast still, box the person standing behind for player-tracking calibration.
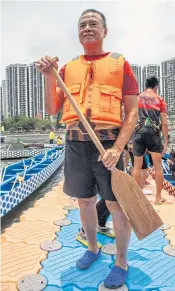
[49,129,55,144]
[133,76,168,205]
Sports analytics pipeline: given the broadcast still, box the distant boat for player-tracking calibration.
[18,139,64,149]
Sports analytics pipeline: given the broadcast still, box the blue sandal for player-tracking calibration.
[104,265,128,289]
[76,250,101,270]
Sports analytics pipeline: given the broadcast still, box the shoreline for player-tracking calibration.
[3,130,66,137]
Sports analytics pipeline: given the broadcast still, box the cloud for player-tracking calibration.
[1,0,175,80]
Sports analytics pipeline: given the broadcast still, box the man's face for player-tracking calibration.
[78,12,107,47]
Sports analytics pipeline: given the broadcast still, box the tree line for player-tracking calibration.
[1,112,64,132]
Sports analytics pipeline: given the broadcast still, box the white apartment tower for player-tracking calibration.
[142,64,161,94]
[0,80,8,120]
[5,64,29,117]
[161,58,175,115]
[28,62,46,118]
[131,64,142,92]
[0,86,2,121]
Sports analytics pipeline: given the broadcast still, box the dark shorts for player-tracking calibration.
[63,140,124,201]
[133,133,163,156]
[129,152,148,169]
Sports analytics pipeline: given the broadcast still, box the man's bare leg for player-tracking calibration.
[132,156,144,187]
[150,152,164,202]
[106,200,131,269]
[141,169,148,189]
[124,150,130,168]
[78,196,98,253]
[131,167,147,189]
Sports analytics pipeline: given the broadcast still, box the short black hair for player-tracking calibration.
[145,76,159,89]
[80,9,107,29]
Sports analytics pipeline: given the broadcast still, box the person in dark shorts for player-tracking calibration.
[36,9,139,288]
[133,76,168,205]
[125,136,152,194]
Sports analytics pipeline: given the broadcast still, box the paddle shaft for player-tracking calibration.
[52,68,106,157]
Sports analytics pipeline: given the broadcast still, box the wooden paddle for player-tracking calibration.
[51,67,163,240]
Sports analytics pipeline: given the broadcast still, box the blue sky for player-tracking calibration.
[1,0,175,80]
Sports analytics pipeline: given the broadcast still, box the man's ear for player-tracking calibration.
[104,28,108,38]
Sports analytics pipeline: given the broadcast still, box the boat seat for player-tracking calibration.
[11,169,24,172]
[3,175,13,178]
[41,163,50,166]
[9,181,20,184]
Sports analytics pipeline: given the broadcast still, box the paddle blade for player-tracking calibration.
[111,169,163,240]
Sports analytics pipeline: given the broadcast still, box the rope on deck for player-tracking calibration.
[148,167,175,196]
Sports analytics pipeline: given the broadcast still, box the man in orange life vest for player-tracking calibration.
[36,9,139,288]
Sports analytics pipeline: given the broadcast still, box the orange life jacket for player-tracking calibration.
[62,53,125,126]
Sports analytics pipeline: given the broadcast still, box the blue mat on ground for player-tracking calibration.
[67,210,81,224]
[41,209,175,291]
[57,223,82,247]
[128,230,169,251]
[41,246,112,290]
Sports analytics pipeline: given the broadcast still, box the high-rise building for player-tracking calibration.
[0,86,2,121]
[161,58,175,115]
[28,62,46,119]
[131,64,142,92]
[142,64,161,94]
[5,64,29,117]
[0,80,8,120]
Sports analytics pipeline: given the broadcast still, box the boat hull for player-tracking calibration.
[1,149,45,160]
[1,146,64,160]
[0,149,65,217]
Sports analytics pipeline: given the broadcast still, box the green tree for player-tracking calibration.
[2,115,56,132]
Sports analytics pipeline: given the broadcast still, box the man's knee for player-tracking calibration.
[134,156,143,169]
[151,153,162,171]
[106,200,129,224]
[78,196,97,208]
[105,200,120,212]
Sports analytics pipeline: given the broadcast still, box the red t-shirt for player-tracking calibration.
[136,89,167,134]
[138,90,167,119]
[59,52,139,97]
[58,53,139,141]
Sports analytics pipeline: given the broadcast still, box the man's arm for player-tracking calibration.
[114,95,138,151]
[160,97,168,155]
[114,60,139,151]
[45,64,66,116]
[45,77,64,116]
[35,56,65,116]
[160,112,168,145]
